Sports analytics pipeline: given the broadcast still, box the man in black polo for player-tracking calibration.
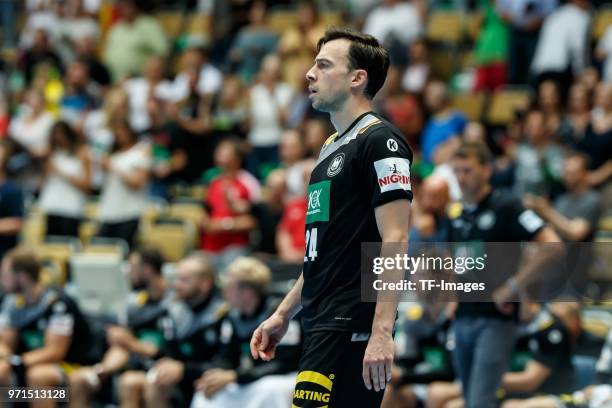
[250,27,413,407]
[449,142,560,408]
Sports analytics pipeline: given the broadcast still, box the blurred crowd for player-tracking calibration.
[0,0,609,407]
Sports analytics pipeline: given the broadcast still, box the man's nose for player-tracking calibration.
[305,66,316,82]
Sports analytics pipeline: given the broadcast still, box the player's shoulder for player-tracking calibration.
[489,189,523,212]
[358,114,412,152]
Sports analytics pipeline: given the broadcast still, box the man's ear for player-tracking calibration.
[351,69,368,92]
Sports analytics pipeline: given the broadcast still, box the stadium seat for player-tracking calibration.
[83,237,129,258]
[83,201,99,220]
[592,9,612,41]
[599,216,612,232]
[36,236,82,285]
[78,220,99,246]
[429,47,459,81]
[426,11,465,44]
[321,11,343,27]
[266,10,299,33]
[69,253,129,321]
[186,13,213,37]
[40,259,63,288]
[465,12,482,42]
[167,201,205,247]
[20,212,46,246]
[139,218,196,262]
[485,87,531,125]
[452,92,486,121]
[156,11,184,39]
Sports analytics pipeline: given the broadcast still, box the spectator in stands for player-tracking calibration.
[276,161,313,263]
[409,175,451,243]
[363,0,423,65]
[19,28,63,85]
[0,248,96,390]
[556,82,592,146]
[192,257,301,408]
[9,89,54,160]
[72,35,112,88]
[229,0,279,84]
[124,56,175,133]
[38,120,91,238]
[251,169,286,256]
[381,66,424,147]
[530,0,590,101]
[279,129,308,199]
[202,139,259,271]
[401,37,430,94]
[247,54,294,179]
[429,301,580,408]
[69,248,170,408]
[596,26,612,83]
[513,109,565,198]
[168,64,214,183]
[536,80,563,135]
[385,301,455,408]
[0,96,8,139]
[56,0,99,52]
[119,253,227,408]
[8,89,55,193]
[500,329,612,408]
[472,0,508,92]
[524,151,601,242]
[577,83,612,187]
[82,87,129,156]
[172,45,223,104]
[145,97,185,200]
[498,0,557,85]
[0,141,24,260]
[97,119,151,248]
[102,0,169,81]
[210,75,249,139]
[278,0,325,91]
[302,118,330,158]
[60,59,100,126]
[421,81,468,166]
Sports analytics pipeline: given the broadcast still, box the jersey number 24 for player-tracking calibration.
[304,228,318,262]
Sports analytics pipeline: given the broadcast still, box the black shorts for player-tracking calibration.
[292,331,385,408]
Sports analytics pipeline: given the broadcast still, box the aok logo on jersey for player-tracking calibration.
[306,180,330,224]
[292,370,334,407]
[373,157,412,193]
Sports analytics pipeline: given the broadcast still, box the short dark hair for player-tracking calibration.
[136,248,164,275]
[217,137,247,165]
[50,120,81,153]
[565,150,591,169]
[453,142,493,165]
[317,27,390,99]
[11,248,41,282]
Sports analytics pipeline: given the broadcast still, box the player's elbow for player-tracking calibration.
[381,229,408,243]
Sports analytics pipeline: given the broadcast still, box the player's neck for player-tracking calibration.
[464,184,491,207]
[329,97,373,136]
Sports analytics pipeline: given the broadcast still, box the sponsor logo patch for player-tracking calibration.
[292,370,334,407]
[306,180,331,224]
[374,158,411,193]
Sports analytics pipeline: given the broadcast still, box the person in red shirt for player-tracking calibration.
[201,138,260,270]
[276,160,314,262]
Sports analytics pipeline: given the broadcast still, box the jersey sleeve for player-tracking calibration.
[504,196,545,241]
[46,299,76,337]
[360,126,414,208]
[531,325,570,369]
